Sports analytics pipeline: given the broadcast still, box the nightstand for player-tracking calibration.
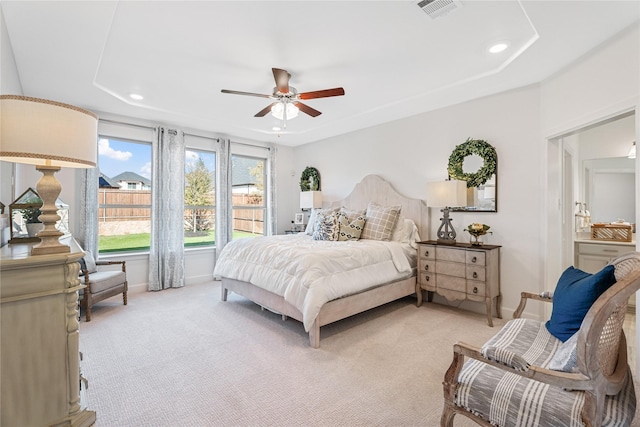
[416,240,501,326]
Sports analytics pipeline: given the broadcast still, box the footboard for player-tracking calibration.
[221,276,416,348]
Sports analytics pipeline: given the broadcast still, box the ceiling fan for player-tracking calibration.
[221,68,345,126]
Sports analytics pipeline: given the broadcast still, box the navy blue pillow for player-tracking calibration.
[545,265,617,342]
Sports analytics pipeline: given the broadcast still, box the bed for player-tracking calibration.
[214,174,428,347]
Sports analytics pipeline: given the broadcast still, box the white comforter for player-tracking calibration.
[213,233,417,331]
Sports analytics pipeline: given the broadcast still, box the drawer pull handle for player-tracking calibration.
[603,249,617,253]
[473,272,478,279]
[473,287,478,294]
[425,276,430,282]
[424,265,429,271]
[424,250,429,257]
[471,256,477,263]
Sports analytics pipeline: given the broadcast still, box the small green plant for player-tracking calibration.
[20,207,42,224]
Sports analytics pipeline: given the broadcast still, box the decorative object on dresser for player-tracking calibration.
[416,240,501,326]
[0,95,98,255]
[426,180,467,244]
[0,237,96,426]
[441,253,640,427]
[463,222,492,246]
[590,222,633,242]
[78,249,128,321]
[447,138,498,212]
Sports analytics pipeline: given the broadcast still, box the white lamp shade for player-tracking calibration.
[271,102,299,120]
[0,95,98,168]
[426,180,467,208]
[300,191,322,209]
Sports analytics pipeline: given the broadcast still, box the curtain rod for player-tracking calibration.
[98,118,270,150]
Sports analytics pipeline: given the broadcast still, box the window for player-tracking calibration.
[231,155,265,239]
[97,138,152,253]
[184,149,216,247]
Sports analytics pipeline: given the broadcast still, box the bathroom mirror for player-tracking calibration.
[583,157,635,224]
[447,139,497,212]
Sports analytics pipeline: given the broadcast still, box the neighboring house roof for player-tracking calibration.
[98,172,120,188]
[112,171,151,186]
[232,157,258,187]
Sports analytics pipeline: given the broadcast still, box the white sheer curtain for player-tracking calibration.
[266,144,277,236]
[148,127,185,291]
[77,167,99,256]
[216,138,233,253]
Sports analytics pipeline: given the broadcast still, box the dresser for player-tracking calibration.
[0,238,96,427]
[416,241,501,326]
[574,239,637,308]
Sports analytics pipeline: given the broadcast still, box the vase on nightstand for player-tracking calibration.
[470,234,483,246]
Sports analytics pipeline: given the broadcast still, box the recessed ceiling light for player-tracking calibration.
[272,126,281,131]
[489,43,508,54]
[129,93,144,100]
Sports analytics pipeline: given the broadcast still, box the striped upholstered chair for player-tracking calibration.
[441,252,640,427]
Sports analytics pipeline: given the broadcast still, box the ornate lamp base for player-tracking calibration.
[32,165,70,255]
[436,207,458,245]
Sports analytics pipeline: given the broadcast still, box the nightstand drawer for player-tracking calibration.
[437,274,466,293]
[418,260,435,274]
[466,266,486,281]
[418,245,436,260]
[436,261,465,278]
[419,272,436,291]
[466,251,486,265]
[436,247,466,263]
[467,281,486,299]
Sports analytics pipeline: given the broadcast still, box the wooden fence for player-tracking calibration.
[98,189,264,234]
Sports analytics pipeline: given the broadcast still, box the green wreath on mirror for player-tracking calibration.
[447,138,497,188]
[300,166,321,191]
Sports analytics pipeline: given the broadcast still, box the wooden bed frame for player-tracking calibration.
[220,174,428,348]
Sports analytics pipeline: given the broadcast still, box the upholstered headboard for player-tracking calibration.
[328,174,428,241]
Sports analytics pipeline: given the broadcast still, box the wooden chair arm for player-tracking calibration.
[451,341,591,391]
[95,260,126,272]
[513,291,553,318]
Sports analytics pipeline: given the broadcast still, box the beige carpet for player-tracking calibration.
[78,281,634,427]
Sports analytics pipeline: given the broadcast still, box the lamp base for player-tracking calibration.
[435,207,458,244]
[31,165,70,256]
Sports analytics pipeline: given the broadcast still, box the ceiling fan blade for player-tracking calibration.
[298,87,345,100]
[272,68,290,94]
[221,89,272,99]
[294,102,322,117]
[255,102,277,117]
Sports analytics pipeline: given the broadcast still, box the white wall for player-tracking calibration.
[293,84,542,319]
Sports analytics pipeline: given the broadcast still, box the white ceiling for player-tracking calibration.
[2,1,639,147]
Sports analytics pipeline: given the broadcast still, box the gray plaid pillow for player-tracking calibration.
[361,202,401,241]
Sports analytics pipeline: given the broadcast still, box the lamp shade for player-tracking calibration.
[426,180,467,208]
[0,95,98,168]
[271,102,299,121]
[300,191,322,209]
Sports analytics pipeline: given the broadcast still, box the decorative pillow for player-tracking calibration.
[360,202,401,241]
[79,251,97,276]
[548,332,579,372]
[305,207,338,235]
[337,211,366,241]
[545,265,617,342]
[312,211,340,241]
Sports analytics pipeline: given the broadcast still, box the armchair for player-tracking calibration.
[441,252,640,427]
[78,251,128,321]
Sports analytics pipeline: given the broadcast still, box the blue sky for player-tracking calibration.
[98,138,215,179]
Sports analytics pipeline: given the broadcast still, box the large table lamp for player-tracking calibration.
[426,180,467,244]
[0,95,98,255]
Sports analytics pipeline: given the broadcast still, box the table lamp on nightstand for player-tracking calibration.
[0,95,98,255]
[427,179,467,244]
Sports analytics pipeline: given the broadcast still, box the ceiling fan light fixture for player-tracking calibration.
[271,102,299,120]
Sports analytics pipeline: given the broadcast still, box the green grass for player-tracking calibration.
[99,230,261,253]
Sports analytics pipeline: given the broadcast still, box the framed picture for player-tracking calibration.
[294,213,304,225]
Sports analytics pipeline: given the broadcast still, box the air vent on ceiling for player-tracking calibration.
[417,0,462,19]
